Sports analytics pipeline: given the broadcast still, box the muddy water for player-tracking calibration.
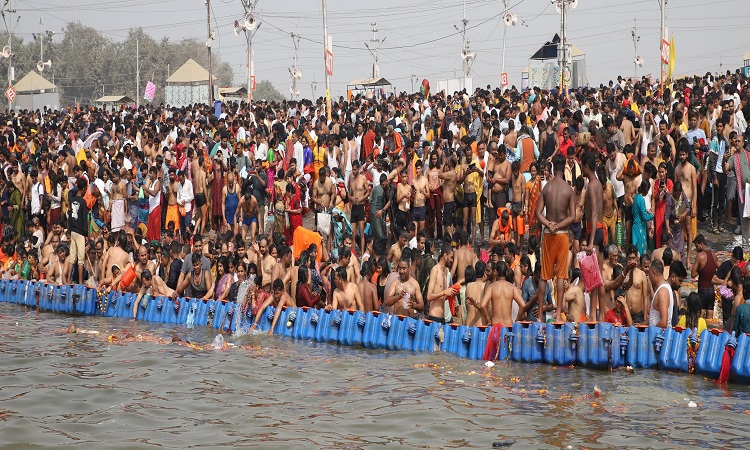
[1,304,749,449]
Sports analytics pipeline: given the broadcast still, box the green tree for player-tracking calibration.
[254,80,284,102]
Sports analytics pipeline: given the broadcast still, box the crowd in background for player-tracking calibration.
[3,68,750,336]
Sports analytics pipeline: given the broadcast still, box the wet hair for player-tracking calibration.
[662,248,673,266]
[361,260,374,277]
[729,266,744,290]
[685,292,701,330]
[495,260,508,280]
[669,261,687,280]
[571,267,582,281]
[475,260,486,279]
[272,278,284,291]
[141,269,153,280]
[459,263,474,284]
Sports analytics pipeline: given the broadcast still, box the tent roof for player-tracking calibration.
[95,95,134,104]
[166,58,216,83]
[347,77,392,87]
[744,51,750,61]
[219,86,248,95]
[15,71,56,92]
[530,34,584,60]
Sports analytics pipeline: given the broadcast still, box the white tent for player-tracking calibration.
[13,71,59,111]
[165,59,217,107]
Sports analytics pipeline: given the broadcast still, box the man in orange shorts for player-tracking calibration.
[535,154,576,322]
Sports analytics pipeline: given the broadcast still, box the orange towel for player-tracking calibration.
[292,226,323,264]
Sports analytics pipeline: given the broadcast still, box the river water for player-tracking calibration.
[2,303,750,449]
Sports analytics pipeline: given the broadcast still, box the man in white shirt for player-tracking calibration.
[176,170,194,239]
[30,168,45,218]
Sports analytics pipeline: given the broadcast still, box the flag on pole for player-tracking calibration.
[144,81,156,101]
[667,34,675,81]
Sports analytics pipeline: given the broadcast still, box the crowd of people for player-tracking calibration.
[4,69,750,337]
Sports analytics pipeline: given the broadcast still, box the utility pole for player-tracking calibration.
[411,72,416,93]
[2,0,18,111]
[554,0,577,98]
[364,23,384,79]
[454,0,473,91]
[659,0,667,93]
[311,78,317,99]
[237,0,260,102]
[322,0,331,122]
[136,39,140,108]
[206,0,213,104]
[631,18,642,80]
[289,32,301,100]
[33,17,54,74]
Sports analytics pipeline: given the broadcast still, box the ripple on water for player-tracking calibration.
[3,303,750,448]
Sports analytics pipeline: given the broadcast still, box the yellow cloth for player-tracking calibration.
[677,316,707,336]
[76,147,87,165]
[466,164,483,223]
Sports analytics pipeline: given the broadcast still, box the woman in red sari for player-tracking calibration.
[524,162,542,240]
[285,182,303,242]
[652,162,673,248]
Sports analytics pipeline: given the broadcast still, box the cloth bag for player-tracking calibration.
[317,211,331,236]
[576,251,603,293]
[743,183,750,218]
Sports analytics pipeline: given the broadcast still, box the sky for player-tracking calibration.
[6,0,749,99]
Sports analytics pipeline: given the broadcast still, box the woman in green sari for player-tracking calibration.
[9,180,23,237]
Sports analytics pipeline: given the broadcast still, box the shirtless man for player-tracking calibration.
[674,146,697,262]
[193,156,208,235]
[616,154,641,249]
[132,269,175,319]
[46,244,70,285]
[330,266,364,311]
[40,233,61,277]
[622,246,650,324]
[621,113,637,145]
[535,154,576,321]
[101,233,131,289]
[384,256,424,317]
[395,169,411,234]
[510,161,526,247]
[464,261,487,326]
[348,160,369,254]
[338,247,359,283]
[133,245,157,290]
[411,159,429,237]
[570,176,587,263]
[358,260,378,312]
[387,230,408,269]
[451,230,477,285]
[425,243,458,323]
[478,260,526,327]
[503,121,518,150]
[260,239,277,292]
[236,191,259,243]
[253,278,295,335]
[582,151,607,319]
[489,145,511,215]
[439,157,459,237]
[311,166,335,250]
[271,246,293,293]
[563,268,587,322]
